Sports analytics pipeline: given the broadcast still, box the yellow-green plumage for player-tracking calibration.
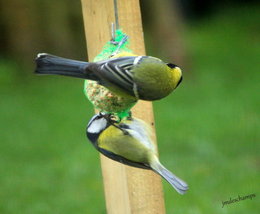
[133,59,181,100]
[98,119,154,164]
[86,114,188,194]
[35,29,183,118]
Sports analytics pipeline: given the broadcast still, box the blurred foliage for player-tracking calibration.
[0,0,86,67]
[0,1,259,214]
[177,0,260,19]
[1,0,258,69]
[140,0,186,64]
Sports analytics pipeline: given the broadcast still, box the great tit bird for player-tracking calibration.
[35,53,182,101]
[86,113,188,194]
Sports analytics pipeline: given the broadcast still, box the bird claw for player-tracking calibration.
[110,32,129,57]
[127,111,133,120]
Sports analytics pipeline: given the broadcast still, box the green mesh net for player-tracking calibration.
[84,29,137,119]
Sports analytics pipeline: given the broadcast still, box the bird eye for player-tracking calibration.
[97,115,103,119]
[166,63,177,68]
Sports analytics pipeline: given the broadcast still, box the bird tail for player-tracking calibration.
[151,157,188,195]
[35,53,97,80]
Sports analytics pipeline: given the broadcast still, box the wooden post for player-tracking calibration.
[81,0,166,213]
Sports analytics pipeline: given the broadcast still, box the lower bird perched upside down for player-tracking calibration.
[86,113,188,195]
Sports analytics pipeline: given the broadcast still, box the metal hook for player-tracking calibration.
[111,0,119,43]
[110,0,129,56]
[110,34,128,56]
[114,0,119,30]
[111,22,116,43]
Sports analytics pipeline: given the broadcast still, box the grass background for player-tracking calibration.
[0,5,259,214]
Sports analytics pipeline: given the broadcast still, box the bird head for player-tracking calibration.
[87,113,110,142]
[166,63,183,89]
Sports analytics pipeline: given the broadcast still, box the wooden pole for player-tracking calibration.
[81,0,166,213]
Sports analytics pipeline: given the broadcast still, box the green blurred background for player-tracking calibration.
[0,0,259,213]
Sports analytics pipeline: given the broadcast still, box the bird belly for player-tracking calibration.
[98,126,151,164]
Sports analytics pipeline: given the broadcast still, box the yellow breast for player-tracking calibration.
[98,126,151,163]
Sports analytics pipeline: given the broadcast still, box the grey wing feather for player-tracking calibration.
[155,163,189,195]
[94,56,142,94]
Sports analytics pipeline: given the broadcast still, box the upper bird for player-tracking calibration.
[86,113,188,194]
[35,53,182,101]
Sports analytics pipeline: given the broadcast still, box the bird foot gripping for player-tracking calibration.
[110,23,129,57]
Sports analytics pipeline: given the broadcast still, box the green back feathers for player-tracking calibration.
[133,60,177,100]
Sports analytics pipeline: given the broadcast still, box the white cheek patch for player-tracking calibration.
[37,53,48,58]
[133,56,143,65]
[87,118,107,133]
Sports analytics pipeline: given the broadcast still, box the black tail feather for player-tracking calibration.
[35,53,95,80]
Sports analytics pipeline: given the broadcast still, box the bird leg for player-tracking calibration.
[126,111,133,120]
[110,35,129,57]
[109,23,129,57]
[103,113,129,135]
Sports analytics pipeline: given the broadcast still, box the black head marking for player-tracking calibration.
[166,63,177,68]
[175,76,183,88]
